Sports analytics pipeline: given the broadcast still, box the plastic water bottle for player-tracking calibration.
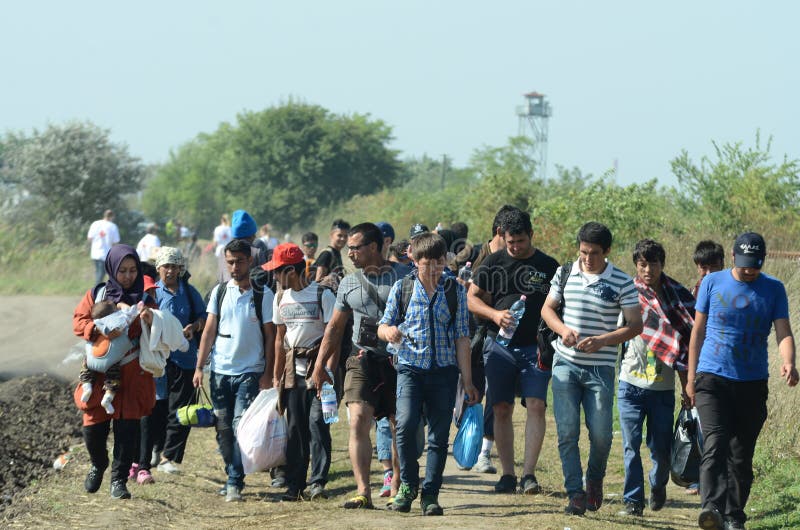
[321,368,339,424]
[458,261,473,283]
[496,295,527,347]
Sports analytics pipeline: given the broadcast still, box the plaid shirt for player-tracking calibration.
[635,274,695,370]
[379,274,469,369]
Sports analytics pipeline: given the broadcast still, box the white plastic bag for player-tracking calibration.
[236,388,287,474]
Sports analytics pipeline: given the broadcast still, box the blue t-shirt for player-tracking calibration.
[155,280,206,370]
[696,269,789,381]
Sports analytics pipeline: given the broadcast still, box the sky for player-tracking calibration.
[2,1,798,187]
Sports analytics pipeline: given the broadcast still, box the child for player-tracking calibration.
[691,240,724,296]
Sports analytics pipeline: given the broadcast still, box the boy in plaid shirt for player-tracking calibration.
[378,232,479,516]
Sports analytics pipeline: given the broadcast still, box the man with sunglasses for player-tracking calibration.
[301,232,319,280]
[311,222,411,510]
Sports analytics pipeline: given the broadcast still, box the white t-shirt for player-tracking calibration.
[136,233,162,262]
[207,281,275,376]
[87,219,120,260]
[213,225,232,256]
[273,282,335,377]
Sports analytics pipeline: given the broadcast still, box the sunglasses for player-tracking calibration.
[303,242,318,248]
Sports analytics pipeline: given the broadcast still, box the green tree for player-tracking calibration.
[1,121,144,242]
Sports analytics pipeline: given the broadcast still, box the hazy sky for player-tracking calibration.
[2,1,798,186]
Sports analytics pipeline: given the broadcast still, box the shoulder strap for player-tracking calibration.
[397,274,415,325]
[215,282,227,319]
[93,284,107,304]
[253,288,263,326]
[443,277,458,325]
[557,262,572,311]
[316,284,325,318]
[357,270,386,314]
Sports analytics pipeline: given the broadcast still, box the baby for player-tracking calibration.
[79,300,130,414]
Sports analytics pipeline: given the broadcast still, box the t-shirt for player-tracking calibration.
[136,233,161,262]
[696,269,789,381]
[273,282,336,377]
[314,247,344,276]
[155,280,206,370]
[619,335,675,391]
[213,225,232,256]
[335,262,412,357]
[473,248,559,347]
[87,219,120,260]
[549,261,639,367]
[206,280,274,376]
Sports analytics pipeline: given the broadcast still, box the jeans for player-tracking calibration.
[283,377,331,492]
[210,371,260,488]
[617,380,674,505]
[694,372,767,525]
[395,364,458,497]
[93,259,106,285]
[551,356,615,496]
[376,417,393,462]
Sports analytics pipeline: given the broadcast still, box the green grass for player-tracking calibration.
[749,449,800,530]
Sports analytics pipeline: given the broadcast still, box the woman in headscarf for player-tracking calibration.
[73,244,158,500]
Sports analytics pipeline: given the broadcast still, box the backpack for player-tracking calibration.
[396,273,459,328]
[535,261,572,370]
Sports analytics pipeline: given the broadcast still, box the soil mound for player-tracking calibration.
[0,374,82,512]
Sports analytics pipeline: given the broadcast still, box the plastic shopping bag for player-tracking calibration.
[670,406,702,487]
[236,388,287,474]
[453,403,483,469]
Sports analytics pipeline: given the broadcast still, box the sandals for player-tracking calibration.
[343,494,374,509]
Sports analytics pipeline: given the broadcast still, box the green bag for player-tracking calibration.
[176,386,216,427]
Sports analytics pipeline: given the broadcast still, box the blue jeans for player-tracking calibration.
[210,371,260,488]
[551,356,615,497]
[376,417,392,462]
[395,364,458,497]
[93,259,106,285]
[617,380,675,505]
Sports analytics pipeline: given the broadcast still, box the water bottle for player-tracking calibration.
[458,261,473,283]
[496,295,527,347]
[321,368,339,424]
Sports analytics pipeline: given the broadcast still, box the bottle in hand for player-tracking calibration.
[496,295,527,347]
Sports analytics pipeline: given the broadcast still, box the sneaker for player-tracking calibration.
[473,453,497,474]
[649,486,666,511]
[698,507,724,530]
[617,501,644,517]
[519,474,542,495]
[281,488,303,502]
[127,463,139,480]
[306,482,327,500]
[723,520,746,530]
[218,485,227,496]
[564,492,587,516]
[84,465,104,493]
[421,495,444,516]
[494,474,517,494]
[225,485,243,502]
[110,480,131,500]
[586,479,604,511]
[271,475,287,488]
[150,450,161,468]
[380,470,393,497]
[390,483,418,513]
[157,460,180,474]
[136,469,155,485]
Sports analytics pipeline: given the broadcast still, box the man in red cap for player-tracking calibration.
[265,243,337,502]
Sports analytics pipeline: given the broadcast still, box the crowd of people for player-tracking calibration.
[78,206,798,529]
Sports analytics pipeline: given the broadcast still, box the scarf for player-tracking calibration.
[634,273,695,370]
[104,244,145,305]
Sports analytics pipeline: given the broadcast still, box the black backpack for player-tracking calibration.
[214,281,266,340]
[535,262,572,370]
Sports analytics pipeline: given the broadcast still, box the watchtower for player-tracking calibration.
[516,91,552,179]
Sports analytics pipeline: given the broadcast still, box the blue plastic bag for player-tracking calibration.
[453,403,483,469]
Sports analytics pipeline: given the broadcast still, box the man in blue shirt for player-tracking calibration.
[378,232,479,516]
[687,232,798,530]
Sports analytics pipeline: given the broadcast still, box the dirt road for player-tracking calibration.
[0,295,83,382]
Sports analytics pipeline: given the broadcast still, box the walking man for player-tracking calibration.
[87,209,120,284]
[540,221,642,515]
[687,232,798,530]
[193,239,276,502]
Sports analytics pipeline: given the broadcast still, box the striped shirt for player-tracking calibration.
[379,275,469,370]
[549,261,639,367]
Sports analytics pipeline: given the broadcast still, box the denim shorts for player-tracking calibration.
[483,339,551,408]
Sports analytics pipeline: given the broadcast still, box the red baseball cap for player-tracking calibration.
[143,275,157,291]
[262,243,305,271]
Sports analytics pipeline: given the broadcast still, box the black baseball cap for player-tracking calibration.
[409,223,429,240]
[733,232,766,269]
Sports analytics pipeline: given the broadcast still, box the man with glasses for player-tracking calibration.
[311,223,411,510]
[301,232,319,280]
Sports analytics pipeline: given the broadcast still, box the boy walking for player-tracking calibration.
[378,232,479,516]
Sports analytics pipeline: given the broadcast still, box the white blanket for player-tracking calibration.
[140,310,189,377]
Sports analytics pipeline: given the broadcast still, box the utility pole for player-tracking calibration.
[440,154,448,190]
